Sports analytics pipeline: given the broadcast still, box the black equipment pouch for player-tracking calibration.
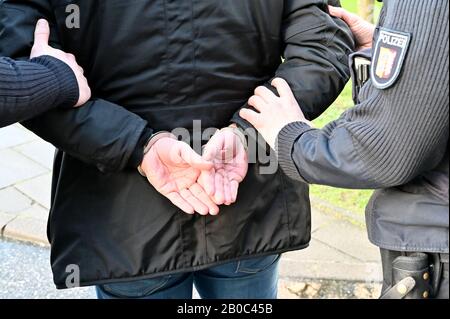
[349,49,372,104]
[380,253,433,299]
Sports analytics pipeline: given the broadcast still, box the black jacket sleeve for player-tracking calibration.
[0,55,79,128]
[231,0,355,130]
[276,0,449,189]
[0,0,151,172]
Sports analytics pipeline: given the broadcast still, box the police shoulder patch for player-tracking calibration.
[371,28,412,89]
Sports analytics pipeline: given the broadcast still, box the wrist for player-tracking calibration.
[128,127,153,168]
[221,126,248,152]
[137,131,177,177]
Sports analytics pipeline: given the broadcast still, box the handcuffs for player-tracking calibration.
[137,127,248,177]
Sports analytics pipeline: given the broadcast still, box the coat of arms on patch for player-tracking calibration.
[371,28,411,89]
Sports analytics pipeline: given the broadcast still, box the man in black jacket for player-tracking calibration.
[0,0,353,298]
[0,19,90,127]
[242,1,449,299]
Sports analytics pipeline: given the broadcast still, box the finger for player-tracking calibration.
[328,6,357,26]
[34,19,50,48]
[198,170,215,196]
[223,133,235,163]
[327,6,345,19]
[214,172,225,205]
[75,79,92,107]
[189,183,220,215]
[248,95,268,112]
[202,135,222,162]
[230,180,239,203]
[239,108,262,127]
[223,175,232,205]
[179,143,214,170]
[180,189,209,216]
[271,78,296,101]
[254,86,278,103]
[166,192,195,215]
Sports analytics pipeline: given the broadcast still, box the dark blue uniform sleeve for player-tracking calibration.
[277,0,449,189]
[0,56,79,128]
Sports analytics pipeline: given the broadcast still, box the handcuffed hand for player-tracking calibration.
[199,126,249,206]
[240,78,311,149]
[140,127,248,215]
[140,136,220,216]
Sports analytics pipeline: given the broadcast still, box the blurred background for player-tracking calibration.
[0,0,384,299]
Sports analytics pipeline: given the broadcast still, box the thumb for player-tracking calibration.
[202,142,220,162]
[328,6,343,18]
[202,133,224,162]
[179,144,214,171]
[328,5,357,26]
[34,19,50,48]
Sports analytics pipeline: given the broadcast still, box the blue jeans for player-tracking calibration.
[96,254,280,299]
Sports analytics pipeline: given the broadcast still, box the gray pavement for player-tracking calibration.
[0,124,383,299]
[0,239,95,299]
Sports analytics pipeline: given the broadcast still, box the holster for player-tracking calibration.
[380,252,448,299]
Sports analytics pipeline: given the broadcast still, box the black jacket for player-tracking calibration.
[0,56,78,128]
[277,0,449,253]
[0,0,353,288]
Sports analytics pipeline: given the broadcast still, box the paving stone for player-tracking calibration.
[0,149,48,189]
[0,125,38,150]
[279,278,382,299]
[18,204,49,222]
[313,218,380,262]
[0,212,16,230]
[311,209,337,233]
[286,282,307,294]
[3,216,49,246]
[280,238,382,282]
[15,140,55,170]
[280,259,382,283]
[0,187,33,214]
[16,174,52,209]
[278,280,301,299]
[282,238,358,265]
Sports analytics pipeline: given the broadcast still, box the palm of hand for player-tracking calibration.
[200,130,248,205]
[142,138,218,215]
[148,151,200,196]
[212,148,248,183]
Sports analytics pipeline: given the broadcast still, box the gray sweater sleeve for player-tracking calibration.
[277,0,449,189]
[0,55,79,127]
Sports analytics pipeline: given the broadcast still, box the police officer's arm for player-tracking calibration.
[0,0,151,172]
[0,19,93,128]
[0,56,79,128]
[231,0,355,130]
[274,13,449,189]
